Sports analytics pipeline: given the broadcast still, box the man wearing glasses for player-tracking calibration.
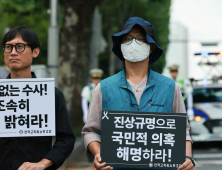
[0,26,75,170]
[82,17,195,170]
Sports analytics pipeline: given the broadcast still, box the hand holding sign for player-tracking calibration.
[94,153,113,170]
[88,141,113,170]
[177,158,194,170]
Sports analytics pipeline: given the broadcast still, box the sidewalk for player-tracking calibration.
[66,151,94,170]
[58,137,94,170]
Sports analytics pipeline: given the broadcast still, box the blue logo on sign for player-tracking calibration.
[149,163,153,167]
[19,130,23,134]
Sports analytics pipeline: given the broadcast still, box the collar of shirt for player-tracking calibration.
[127,74,148,89]
[6,72,37,79]
[119,67,156,89]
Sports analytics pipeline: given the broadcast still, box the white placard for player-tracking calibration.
[0,78,55,137]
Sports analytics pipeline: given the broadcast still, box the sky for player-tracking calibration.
[164,0,222,79]
[170,0,222,41]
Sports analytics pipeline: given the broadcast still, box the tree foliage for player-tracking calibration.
[0,0,171,129]
[99,0,171,74]
[0,0,49,65]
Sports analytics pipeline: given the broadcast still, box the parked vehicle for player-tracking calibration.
[189,83,222,142]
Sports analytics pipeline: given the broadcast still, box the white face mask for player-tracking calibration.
[121,39,150,62]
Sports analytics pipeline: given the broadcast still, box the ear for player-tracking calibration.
[150,44,156,54]
[32,47,40,58]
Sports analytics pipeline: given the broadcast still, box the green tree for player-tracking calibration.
[0,0,49,65]
[0,0,171,130]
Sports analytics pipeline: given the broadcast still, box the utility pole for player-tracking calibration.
[47,0,59,87]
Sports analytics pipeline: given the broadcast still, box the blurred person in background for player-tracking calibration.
[169,64,186,100]
[81,68,103,162]
[0,26,75,170]
[82,17,194,170]
[169,64,179,81]
[81,68,103,123]
[169,65,194,121]
[0,65,10,79]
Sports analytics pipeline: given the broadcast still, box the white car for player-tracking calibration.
[189,84,222,142]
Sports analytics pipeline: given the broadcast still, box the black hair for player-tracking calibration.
[2,26,40,51]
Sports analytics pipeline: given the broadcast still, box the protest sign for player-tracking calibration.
[101,110,187,169]
[0,78,55,137]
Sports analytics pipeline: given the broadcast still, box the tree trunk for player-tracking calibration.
[59,0,101,128]
[108,27,115,76]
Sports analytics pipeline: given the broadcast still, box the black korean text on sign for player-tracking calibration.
[22,84,33,96]
[6,99,18,112]
[101,111,187,169]
[18,114,30,128]
[5,114,30,129]
[0,99,30,112]
[0,84,48,97]
[4,114,48,129]
[18,99,29,112]
[31,114,48,128]
[5,115,17,129]
[0,100,5,111]
[33,84,47,96]
[0,85,20,97]
[0,79,55,137]
[22,84,48,96]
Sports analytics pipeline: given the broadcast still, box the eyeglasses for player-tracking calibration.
[2,43,29,53]
[122,35,146,45]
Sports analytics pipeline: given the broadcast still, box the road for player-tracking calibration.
[193,142,222,170]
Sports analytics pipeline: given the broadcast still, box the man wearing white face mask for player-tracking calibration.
[121,32,151,62]
[82,17,194,170]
